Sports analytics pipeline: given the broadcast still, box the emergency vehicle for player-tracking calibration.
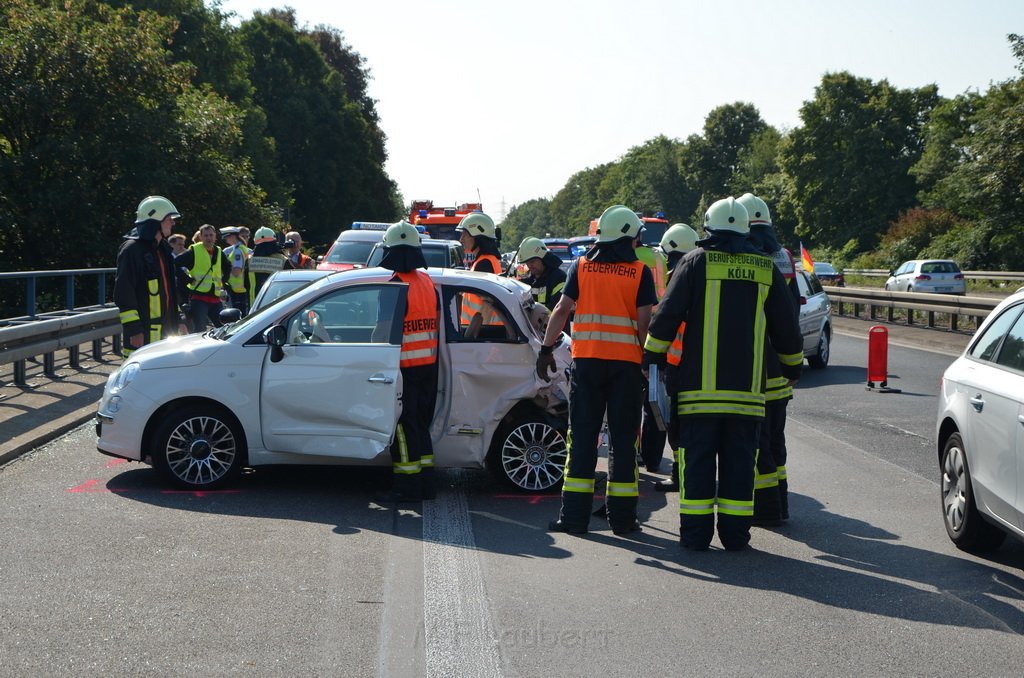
[408,200,485,242]
[318,221,422,272]
[587,211,669,249]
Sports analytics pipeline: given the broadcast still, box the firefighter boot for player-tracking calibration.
[654,460,679,492]
[375,474,422,503]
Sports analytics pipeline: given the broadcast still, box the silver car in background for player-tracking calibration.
[885,259,966,295]
[937,286,1024,551]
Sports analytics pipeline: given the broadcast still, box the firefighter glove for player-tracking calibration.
[536,345,556,382]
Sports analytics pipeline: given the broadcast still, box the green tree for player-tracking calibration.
[683,102,767,213]
[548,163,613,237]
[599,135,698,223]
[239,10,396,246]
[0,0,269,273]
[500,198,553,249]
[780,71,939,251]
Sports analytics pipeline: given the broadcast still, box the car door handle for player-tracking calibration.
[1018,414,1024,426]
[969,395,984,412]
[368,375,394,384]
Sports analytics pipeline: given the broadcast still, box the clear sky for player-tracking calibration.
[218,0,1022,220]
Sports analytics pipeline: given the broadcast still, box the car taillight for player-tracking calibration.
[915,274,931,281]
[954,273,964,280]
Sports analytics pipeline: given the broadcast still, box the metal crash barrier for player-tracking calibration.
[0,307,121,385]
[825,287,1002,332]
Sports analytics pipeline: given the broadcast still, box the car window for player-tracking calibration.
[897,262,912,276]
[993,306,1024,371]
[922,262,958,274]
[795,270,811,297]
[324,240,377,264]
[445,287,519,342]
[285,284,404,345]
[806,272,824,295]
[968,303,1024,362]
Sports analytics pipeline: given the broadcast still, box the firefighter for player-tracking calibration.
[114,196,187,358]
[643,197,802,551]
[249,227,291,294]
[652,222,700,492]
[375,220,441,502]
[537,205,657,536]
[517,237,567,311]
[176,224,233,331]
[457,212,502,273]
[457,212,503,328]
[737,192,801,523]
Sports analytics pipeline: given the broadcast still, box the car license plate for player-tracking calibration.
[935,286,952,292]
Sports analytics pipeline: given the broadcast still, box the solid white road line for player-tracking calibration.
[422,470,503,678]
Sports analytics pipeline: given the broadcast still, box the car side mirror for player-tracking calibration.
[800,296,808,306]
[219,308,242,324]
[888,270,895,276]
[264,325,287,362]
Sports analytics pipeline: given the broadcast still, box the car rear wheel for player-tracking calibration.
[152,404,244,490]
[941,432,1006,552]
[807,326,830,369]
[488,410,567,492]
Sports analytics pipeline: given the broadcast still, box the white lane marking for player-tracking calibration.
[422,471,503,678]
[377,509,426,678]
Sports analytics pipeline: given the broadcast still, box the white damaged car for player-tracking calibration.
[96,268,571,492]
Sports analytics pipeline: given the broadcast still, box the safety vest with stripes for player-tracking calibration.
[187,243,223,296]
[571,256,645,364]
[394,270,438,367]
[460,254,503,326]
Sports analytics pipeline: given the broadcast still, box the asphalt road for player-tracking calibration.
[2,328,1023,677]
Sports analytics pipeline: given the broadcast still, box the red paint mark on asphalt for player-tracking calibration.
[104,459,128,468]
[67,479,128,493]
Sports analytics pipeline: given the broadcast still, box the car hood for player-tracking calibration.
[129,333,223,370]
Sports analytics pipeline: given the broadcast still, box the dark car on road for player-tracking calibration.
[813,262,845,287]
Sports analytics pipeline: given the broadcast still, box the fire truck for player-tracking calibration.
[588,211,670,249]
[408,200,484,242]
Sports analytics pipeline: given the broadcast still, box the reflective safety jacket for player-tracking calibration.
[521,252,567,311]
[224,243,254,295]
[114,237,181,356]
[394,270,439,367]
[572,256,646,364]
[460,253,504,326]
[185,243,225,297]
[636,245,668,301]
[644,246,803,418]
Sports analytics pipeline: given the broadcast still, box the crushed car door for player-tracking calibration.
[260,282,407,459]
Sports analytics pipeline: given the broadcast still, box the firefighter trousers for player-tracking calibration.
[677,417,759,550]
[557,358,642,533]
[388,363,438,496]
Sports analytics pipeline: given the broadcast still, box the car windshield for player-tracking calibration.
[325,240,377,264]
[367,243,454,268]
[218,280,319,339]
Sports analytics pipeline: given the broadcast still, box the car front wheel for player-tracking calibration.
[152,404,245,490]
[941,432,1006,552]
[488,410,567,492]
[807,326,830,369]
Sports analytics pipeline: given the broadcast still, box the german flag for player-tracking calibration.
[800,242,814,272]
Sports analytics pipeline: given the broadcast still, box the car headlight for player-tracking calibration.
[109,362,140,393]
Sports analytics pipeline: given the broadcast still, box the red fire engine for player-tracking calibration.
[408,200,484,241]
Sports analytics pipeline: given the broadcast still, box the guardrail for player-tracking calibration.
[824,286,1002,332]
[843,268,1024,282]
[0,307,122,385]
[0,268,116,319]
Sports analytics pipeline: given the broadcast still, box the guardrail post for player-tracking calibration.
[66,275,75,311]
[14,359,26,385]
[907,308,914,326]
[887,306,894,322]
[92,338,103,360]
[98,275,107,305]
[26,278,36,319]
[951,314,958,331]
[112,335,121,356]
[927,310,936,328]
[69,344,80,369]
[43,351,55,376]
